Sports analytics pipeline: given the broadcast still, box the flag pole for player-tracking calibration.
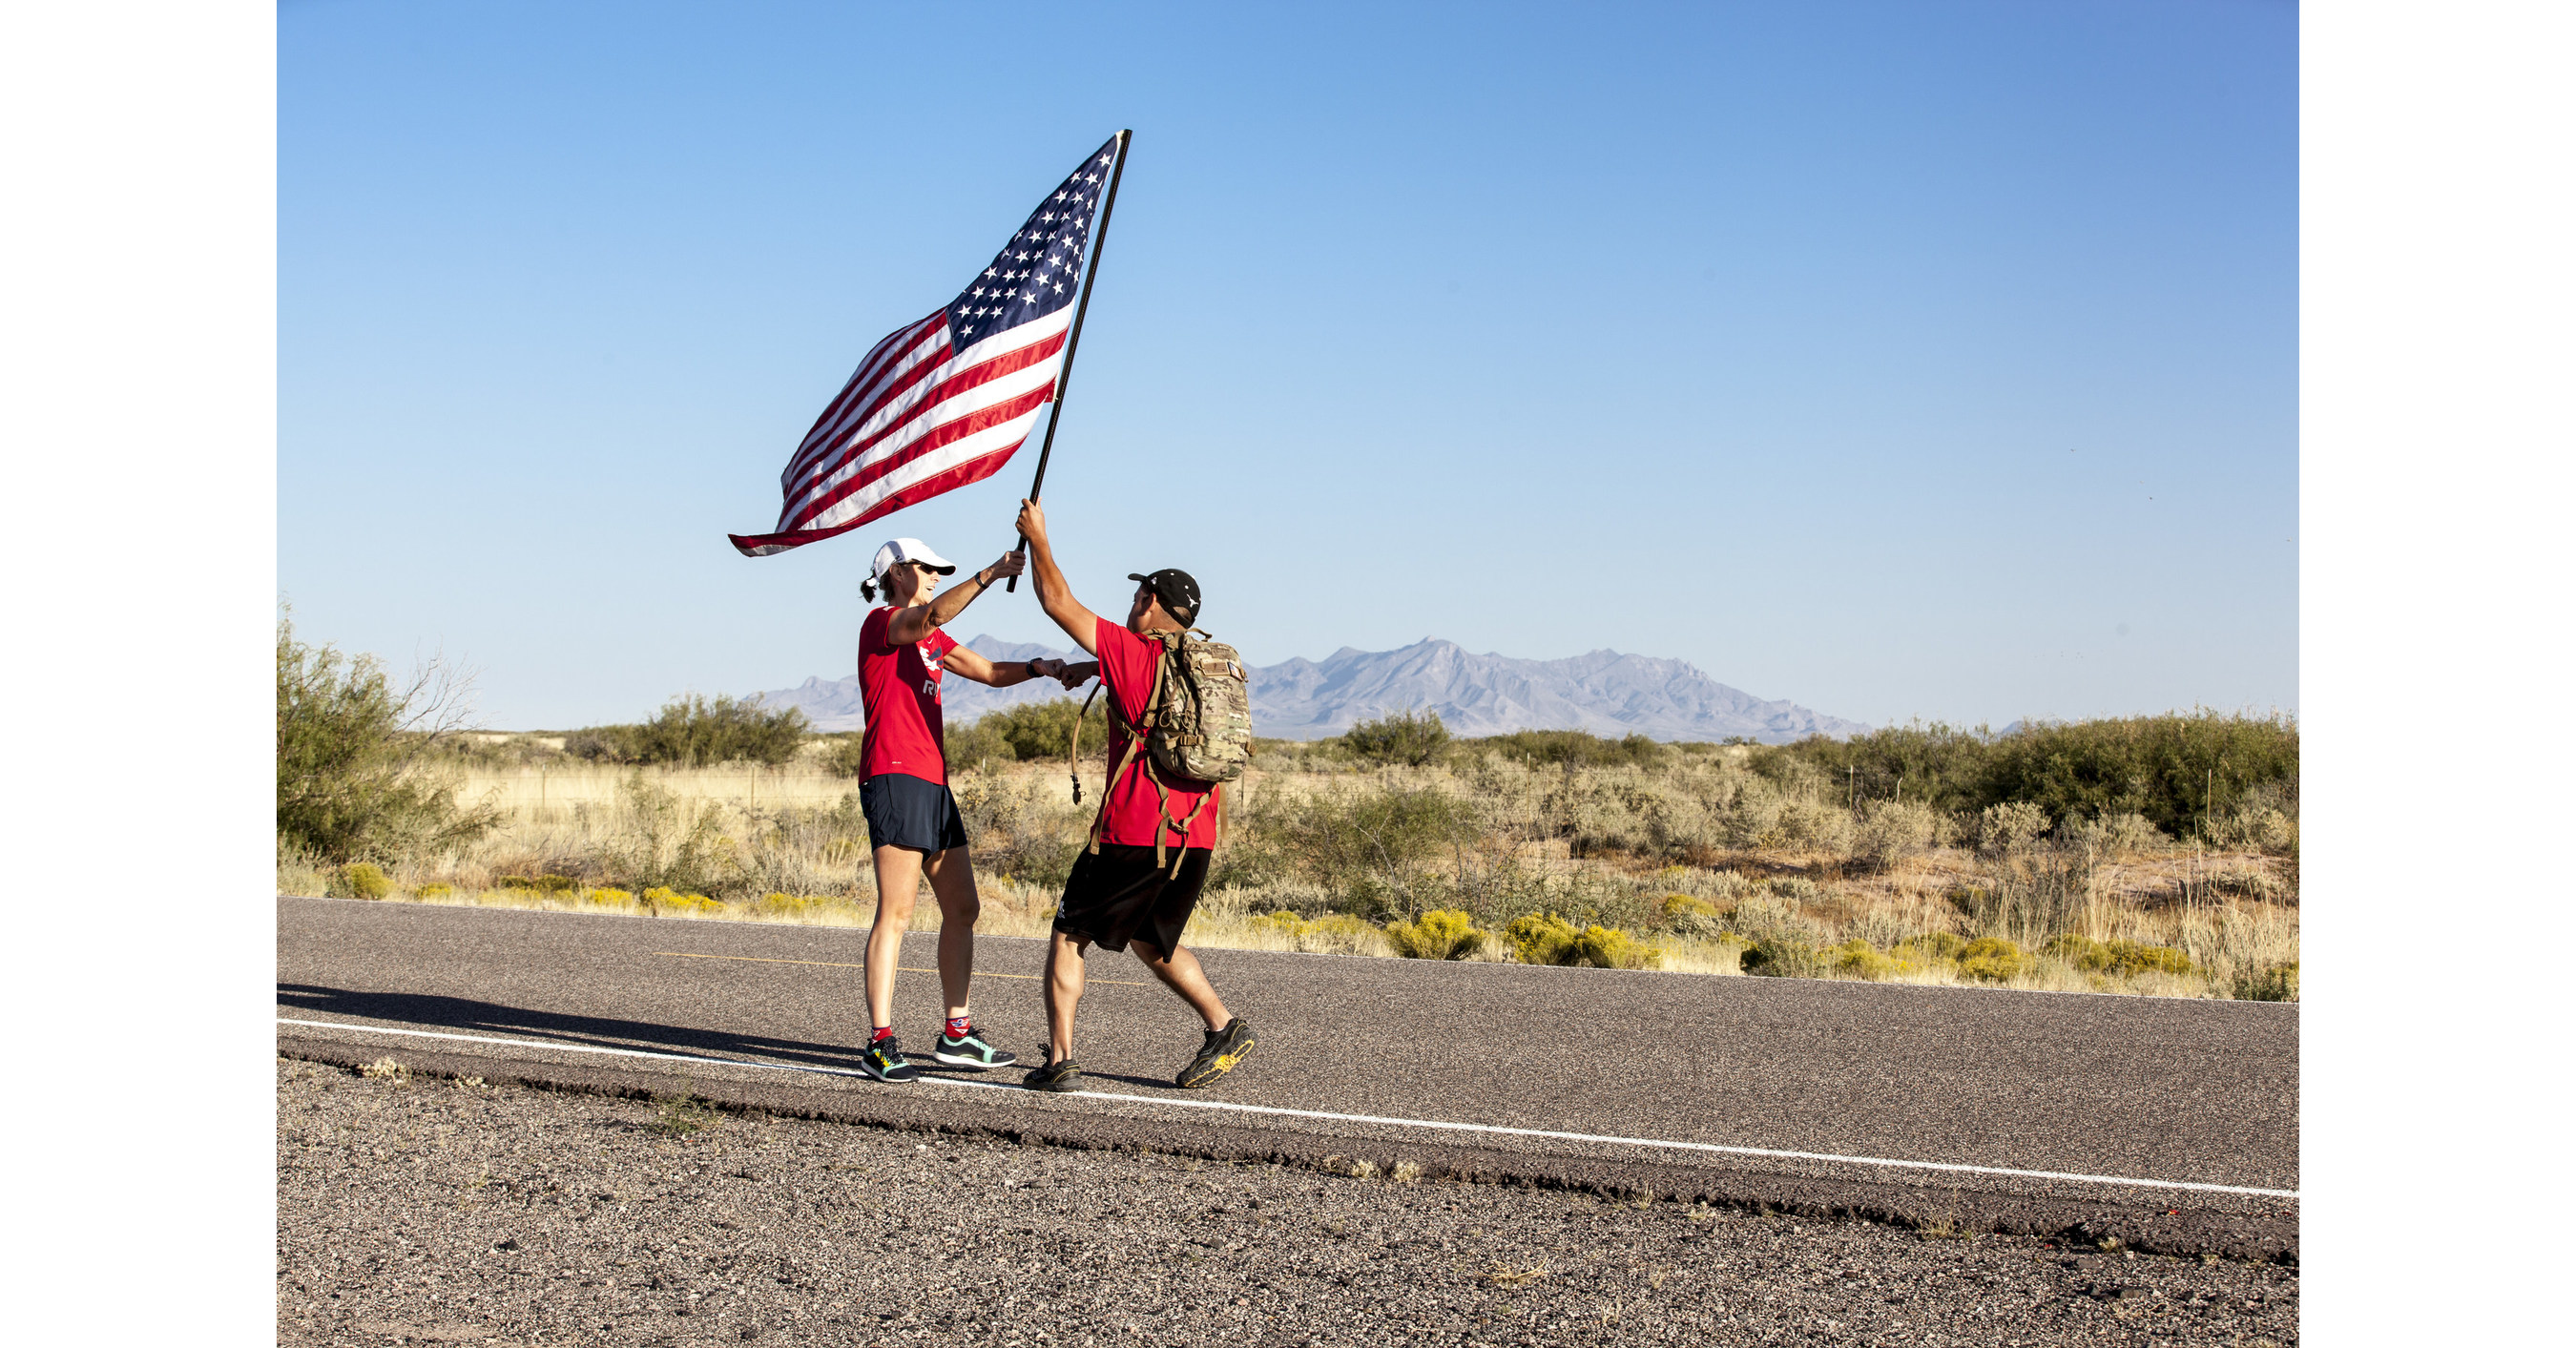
[1008,127,1132,591]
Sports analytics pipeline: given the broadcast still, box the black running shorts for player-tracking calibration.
[1052,844,1212,955]
[860,773,969,854]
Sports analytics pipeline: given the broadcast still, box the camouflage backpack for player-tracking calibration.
[1070,629,1255,872]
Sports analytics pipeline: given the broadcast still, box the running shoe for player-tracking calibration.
[854,1036,918,1083]
[1024,1058,1084,1092]
[932,1028,1019,1068]
[1175,1017,1257,1089]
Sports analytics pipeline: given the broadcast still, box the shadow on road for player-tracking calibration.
[279,983,886,1073]
[276,984,1182,1091]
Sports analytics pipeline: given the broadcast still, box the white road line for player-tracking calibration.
[276,1017,2299,1200]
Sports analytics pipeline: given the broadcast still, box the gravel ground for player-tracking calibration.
[277,1059,2298,1347]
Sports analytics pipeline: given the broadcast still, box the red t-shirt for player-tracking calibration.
[857,607,958,784]
[1092,618,1220,849]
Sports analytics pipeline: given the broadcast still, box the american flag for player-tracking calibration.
[731,135,1120,556]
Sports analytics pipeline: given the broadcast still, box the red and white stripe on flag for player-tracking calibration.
[728,308,1069,556]
[731,135,1117,557]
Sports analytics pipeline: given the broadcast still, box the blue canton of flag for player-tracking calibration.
[948,138,1116,349]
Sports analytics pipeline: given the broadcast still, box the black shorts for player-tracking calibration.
[1053,844,1212,954]
[860,773,968,854]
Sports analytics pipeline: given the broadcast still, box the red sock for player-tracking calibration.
[869,1026,895,1046]
[945,1016,973,1040]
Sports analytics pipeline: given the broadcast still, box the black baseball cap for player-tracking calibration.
[1127,569,1201,623]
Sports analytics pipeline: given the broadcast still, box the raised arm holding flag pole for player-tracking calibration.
[1004,127,1129,590]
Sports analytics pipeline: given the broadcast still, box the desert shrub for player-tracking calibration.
[1504,912,1581,965]
[1302,914,1383,949]
[950,775,1087,886]
[1659,893,1722,936]
[1342,708,1451,766]
[1250,910,1385,955]
[565,726,643,762]
[2207,778,2299,856]
[752,891,843,919]
[1726,889,1832,955]
[1660,892,1719,920]
[1383,908,1485,960]
[276,842,333,898]
[1849,799,1940,872]
[277,612,501,863]
[643,886,724,916]
[1831,939,1904,981]
[1895,931,1968,962]
[2208,867,2279,902]
[945,715,1018,774]
[1474,730,1664,769]
[1950,841,2094,944]
[1499,913,1654,968]
[333,862,392,900]
[2233,961,2299,1002]
[1268,784,1477,917]
[1731,713,2296,840]
[977,696,1112,764]
[1565,924,1658,970]
[1252,909,1306,941]
[820,735,869,778]
[2061,811,2168,858]
[607,777,739,897]
[1553,772,1672,856]
[1976,712,2297,840]
[1971,801,2051,855]
[1667,910,1722,938]
[413,882,453,899]
[584,887,635,907]
[1712,784,1787,848]
[1777,721,1997,814]
[1775,798,1854,853]
[1740,938,1825,979]
[2044,933,2194,977]
[648,695,810,767]
[1958,936,2031,983]
[1768,876,1822,904]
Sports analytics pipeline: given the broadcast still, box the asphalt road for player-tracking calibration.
[276,898,2296,1240]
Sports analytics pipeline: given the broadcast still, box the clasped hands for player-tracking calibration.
[1028,656,1090,690]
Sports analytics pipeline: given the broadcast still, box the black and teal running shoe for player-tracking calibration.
[1175,1017,1257,1089]
[855,1036,918,1083]
[932,1028,1018,1068]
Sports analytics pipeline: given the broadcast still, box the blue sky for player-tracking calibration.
[280,0,2296,732]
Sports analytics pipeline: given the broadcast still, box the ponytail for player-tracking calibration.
[861,579,879,602]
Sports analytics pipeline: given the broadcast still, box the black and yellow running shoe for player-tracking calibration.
[1024,1058,1084,1092]
[855,1036,918,1083]
[1175,1017,1256,1089]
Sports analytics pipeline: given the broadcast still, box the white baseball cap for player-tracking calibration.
[870,537,957,580]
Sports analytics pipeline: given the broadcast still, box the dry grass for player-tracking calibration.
[281,744,2296,1000]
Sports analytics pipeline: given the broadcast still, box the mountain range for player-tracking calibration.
[756,636,1866,744]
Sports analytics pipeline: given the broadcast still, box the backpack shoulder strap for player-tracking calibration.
[1080,650,1171,855]
[1067,683,1104,805]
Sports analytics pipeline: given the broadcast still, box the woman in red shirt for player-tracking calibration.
[848,537,1076,1083]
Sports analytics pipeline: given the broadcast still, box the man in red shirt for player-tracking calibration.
[848,537,1076,1084]
[1010,498,1257,1093]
